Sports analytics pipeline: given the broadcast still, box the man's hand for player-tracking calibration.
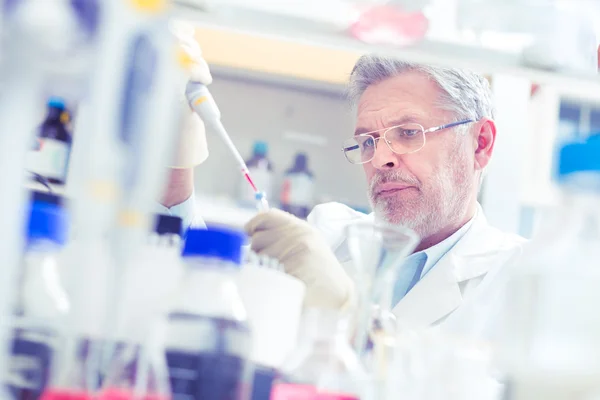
[170,22,212,170]
[245,209,355,310]
[161,24,212,209]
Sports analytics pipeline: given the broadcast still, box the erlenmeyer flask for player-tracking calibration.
[344,220,419,358]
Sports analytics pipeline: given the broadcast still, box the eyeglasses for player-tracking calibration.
[342,119,474,165]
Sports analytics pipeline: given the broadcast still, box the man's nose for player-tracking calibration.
[371,138,398,170]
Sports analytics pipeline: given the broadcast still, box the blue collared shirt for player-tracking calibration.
[392,215,476,305]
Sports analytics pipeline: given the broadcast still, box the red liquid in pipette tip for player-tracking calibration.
[41,388,170,400]
[243,172,258,193]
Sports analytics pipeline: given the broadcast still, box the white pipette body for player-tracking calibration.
[185,82,248,173]
[185,81,270,210]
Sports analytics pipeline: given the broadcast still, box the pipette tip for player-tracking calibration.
[255,191,269,211]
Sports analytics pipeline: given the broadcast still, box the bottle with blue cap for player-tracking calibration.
[27,96,73,185]
[164,226,253,400]
[8,201,70,400]
[499,134,600,400]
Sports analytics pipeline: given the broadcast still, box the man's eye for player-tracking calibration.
[399,129,420,137]
[363,137,375,148]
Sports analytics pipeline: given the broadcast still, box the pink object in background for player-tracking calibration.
[349,5,429,46]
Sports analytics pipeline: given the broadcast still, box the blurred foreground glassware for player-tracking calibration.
[164,227,252,400]
[498,135,600,399]
[270,309,369,400]
[344,220,418,359]
[40,338,105,400]
[380,330,499,400]
[98,324,171,400]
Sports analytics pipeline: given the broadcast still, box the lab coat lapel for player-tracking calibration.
[391,210,505,327]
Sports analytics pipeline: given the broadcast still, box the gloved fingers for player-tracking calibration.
[248,230,281,254]
[189,58,213,85]
[171,20,213,85]
[247,228,305,259]
[244,208,300,234]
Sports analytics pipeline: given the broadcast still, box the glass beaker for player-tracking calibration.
[344,220,419,359]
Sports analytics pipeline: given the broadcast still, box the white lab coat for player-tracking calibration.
[307,202,527,337]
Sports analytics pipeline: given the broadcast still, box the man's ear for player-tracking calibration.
[473,118,496,171]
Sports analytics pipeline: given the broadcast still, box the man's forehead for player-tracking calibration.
[354,73,443,133]
[354,113,426,135]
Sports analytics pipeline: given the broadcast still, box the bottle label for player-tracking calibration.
[166,351,249,400]
[270,383,359,400]
[165,315,253,400]
[282,174,314,208]
[6,336,52,399]
[27,138,70,181]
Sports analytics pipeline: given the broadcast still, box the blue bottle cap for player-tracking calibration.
[253,141,268,157]
[27,203,68,246]
[47,96,66,110]
[183,226,246,265]
[557,134,600,179]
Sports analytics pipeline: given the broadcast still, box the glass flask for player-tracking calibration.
[344,220,419,358]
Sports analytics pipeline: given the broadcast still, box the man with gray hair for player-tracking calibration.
[245,55,525,330]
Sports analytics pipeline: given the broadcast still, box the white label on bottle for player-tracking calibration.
[284,173,314,207]
[27,139,69,181]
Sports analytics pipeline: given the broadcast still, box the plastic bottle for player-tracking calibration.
[270,309,370,400]
[28,97,73,185]
[499,134,600,399]
[7,201,69,400]
[280,153,314,219]
[164,227,253,400]
[239,141,273,206]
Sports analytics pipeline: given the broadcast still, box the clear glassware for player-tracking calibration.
[40,337,106,400]
[271,309,370,400]
[344,220,419,359]
[98,323,171,400]
[498,136,600,399]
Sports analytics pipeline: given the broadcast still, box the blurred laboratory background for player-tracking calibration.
[176,0,600,237]
[20,0,600,237]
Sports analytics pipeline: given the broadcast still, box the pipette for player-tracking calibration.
[185,81,269,211]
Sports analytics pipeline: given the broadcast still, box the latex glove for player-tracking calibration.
[245,209,355,310]
[170,22,212,168]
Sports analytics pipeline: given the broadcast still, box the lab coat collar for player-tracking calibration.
[392,205,512,328]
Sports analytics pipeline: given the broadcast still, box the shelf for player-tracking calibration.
[171,2,600,105]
